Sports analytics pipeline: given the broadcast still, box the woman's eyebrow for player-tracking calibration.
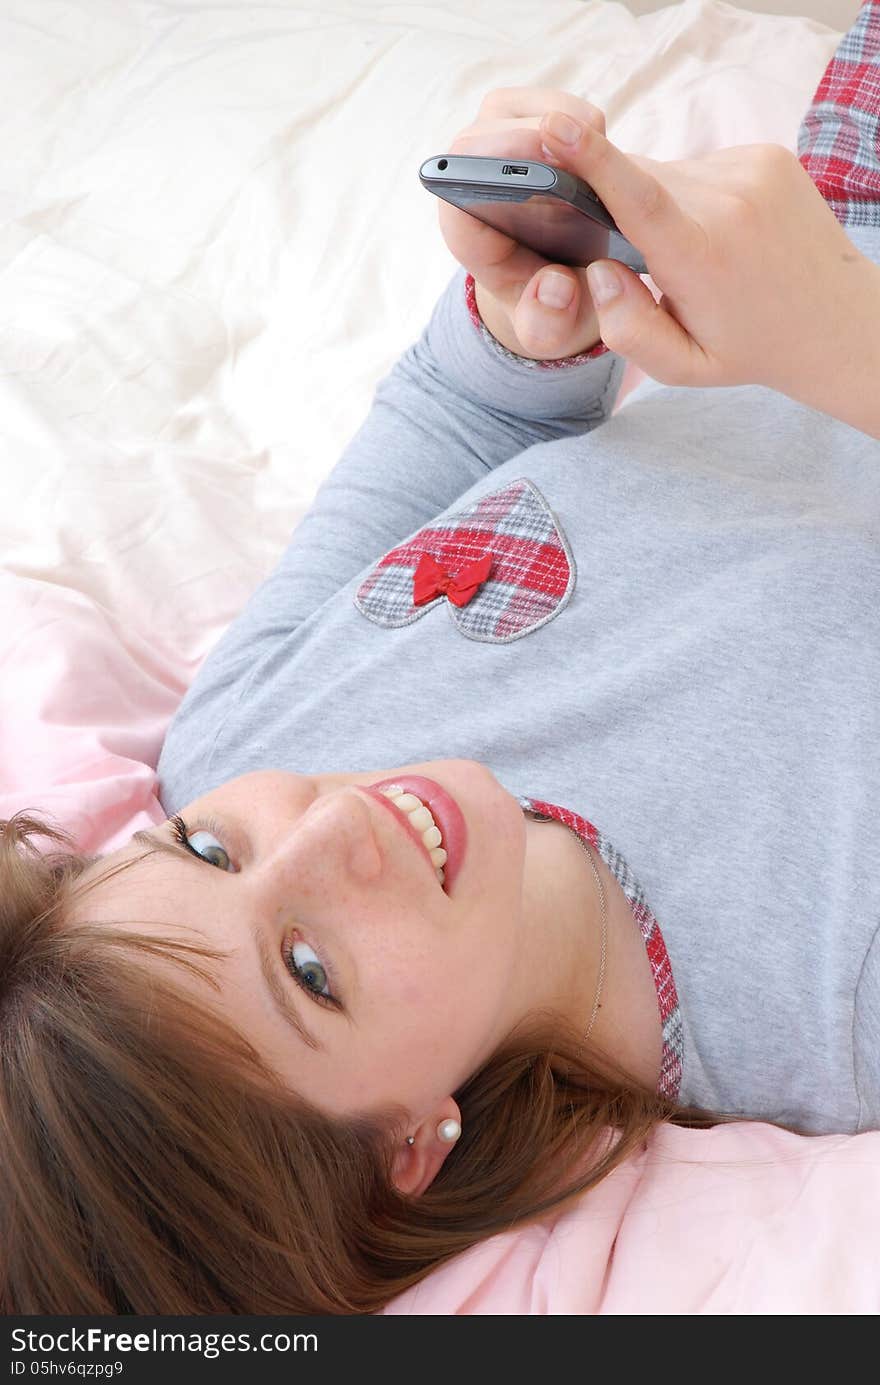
[131,828,198,867]
[129,828,321,1050]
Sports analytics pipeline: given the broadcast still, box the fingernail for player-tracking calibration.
[537,271,574,309]
[587,263,620,305]
[542,112,582,146]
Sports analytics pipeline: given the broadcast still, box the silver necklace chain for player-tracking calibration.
[523,808,608,1042]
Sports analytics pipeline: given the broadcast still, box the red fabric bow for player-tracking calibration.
[412,550,493,608]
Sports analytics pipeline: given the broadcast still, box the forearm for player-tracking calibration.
[188,269,626,684]
[778,257,880,441]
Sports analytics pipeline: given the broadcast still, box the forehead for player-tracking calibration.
[71,836,180,917]
[66,838,221,993]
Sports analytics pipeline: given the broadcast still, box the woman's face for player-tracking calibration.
[73,761,539,1126]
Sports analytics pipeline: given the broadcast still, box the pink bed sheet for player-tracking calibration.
[385,1121,880,1314]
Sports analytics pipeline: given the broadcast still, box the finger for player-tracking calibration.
[437,126,571,306]
[478,87,606,136]
[438,122,616,307]
[585,259,709,386]
[448,127,565,159]
[437,194,550,308]
[513,265,598,360]
[538,112,699,270]
[448,117,601,159]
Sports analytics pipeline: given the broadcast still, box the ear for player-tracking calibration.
[389,1098,463,1197]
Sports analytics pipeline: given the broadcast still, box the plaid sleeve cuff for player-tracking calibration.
[796,0,880,230]
[464,273,610,370]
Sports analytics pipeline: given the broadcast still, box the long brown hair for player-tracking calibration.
[1,806,728,1314]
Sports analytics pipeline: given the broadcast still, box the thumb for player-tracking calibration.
[513,266,582,357]
[586,259,703,386]
[539,110,705,384]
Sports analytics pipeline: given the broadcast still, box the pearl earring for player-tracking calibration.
[436,1118,461,1144]
[405,1135,415,1146]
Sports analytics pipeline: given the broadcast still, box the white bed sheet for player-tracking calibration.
[0,0,843,686]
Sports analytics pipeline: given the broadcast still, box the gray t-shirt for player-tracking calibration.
[158,227,880,1136]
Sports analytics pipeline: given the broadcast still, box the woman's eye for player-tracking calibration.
[284,939,333,1001]
[186,829,233,872]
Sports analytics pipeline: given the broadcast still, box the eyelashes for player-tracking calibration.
[281,935,341,1009]
[171,813,232,867]
[171,813,194,852]
[169,813,341,1010]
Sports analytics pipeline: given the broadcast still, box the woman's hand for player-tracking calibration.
[538,107,874,400]
[437,88,610,361]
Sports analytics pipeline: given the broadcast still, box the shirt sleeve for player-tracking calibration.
[796,0,880,230]
[261,265,622,607]
[461,271,613,374]
[192,264,625,687]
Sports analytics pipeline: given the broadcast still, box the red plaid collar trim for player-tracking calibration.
[518,794,683,1102]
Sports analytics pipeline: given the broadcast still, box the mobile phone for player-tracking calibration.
[419,154,648,276]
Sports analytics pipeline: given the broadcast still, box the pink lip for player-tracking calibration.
[360,776,467,896]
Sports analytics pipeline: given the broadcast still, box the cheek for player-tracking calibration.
[377,948,490,1028]
[358,903,516,1026]
[369,942,436,1008]
[360,929,461,1019]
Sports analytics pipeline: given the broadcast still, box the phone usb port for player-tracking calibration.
[501,164,528,176]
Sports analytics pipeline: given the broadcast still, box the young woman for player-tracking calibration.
[2,3,879,1315]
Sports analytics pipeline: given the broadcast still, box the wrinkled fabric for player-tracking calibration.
[3,0,877,1316]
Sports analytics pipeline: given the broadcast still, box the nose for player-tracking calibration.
[268,786,383,889]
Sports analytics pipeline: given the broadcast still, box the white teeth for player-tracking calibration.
[378,786,447,887]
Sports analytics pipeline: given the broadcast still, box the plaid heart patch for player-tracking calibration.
[354,478,576,643]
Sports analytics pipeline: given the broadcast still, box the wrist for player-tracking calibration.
[778,256,880,440]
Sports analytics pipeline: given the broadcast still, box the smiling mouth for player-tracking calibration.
[360,775,468,895]
[357,786,447,891]
[378,787,448,885]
